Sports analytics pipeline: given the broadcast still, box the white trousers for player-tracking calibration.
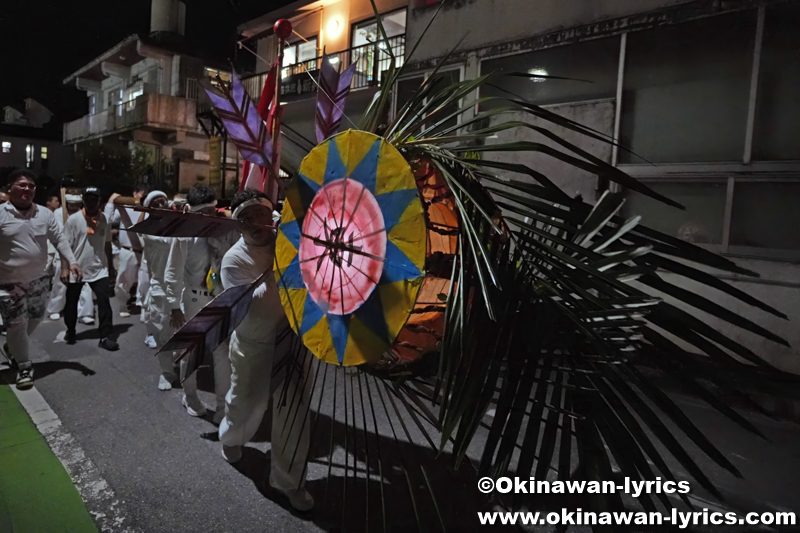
[179,290,232,412]
[136,257,149,308]
[47,255,93,317]
[143,281,177,381]
[219,331,311,491]
[115,248,141,309]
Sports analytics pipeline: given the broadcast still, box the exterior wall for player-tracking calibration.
[406,0,693,63]
[486,100,615,203]
[654,260,800,374]
[0,134,72,177]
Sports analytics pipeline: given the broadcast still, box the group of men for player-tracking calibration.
[0,170,314,511]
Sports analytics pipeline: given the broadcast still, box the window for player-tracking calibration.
[730,181,800,250]
[1,141,10,153]
[351,10,407,83]
[351,10,406,48]
[25,144,34,168]
[40,147,48,159]
[395,69,462,135]
[89,94,96,115]
[281,37,318,78]
[205,67,232,91]
[480,37,620,109]
[753,3,800,160]
[620,11,757,163]
[623,182,728,245]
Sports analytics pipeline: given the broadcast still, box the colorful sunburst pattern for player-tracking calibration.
[275,130,426,366]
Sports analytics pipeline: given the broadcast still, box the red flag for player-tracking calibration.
[258,62,277,124]
[240,62,278,192]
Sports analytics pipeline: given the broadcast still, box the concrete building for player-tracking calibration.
[62,0,239,196]
[400,0,800,373]
[1,99,72,178]
[237,0,409,170]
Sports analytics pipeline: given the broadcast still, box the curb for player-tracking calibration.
[9,383,140,533]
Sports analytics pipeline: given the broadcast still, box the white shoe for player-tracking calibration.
[221,445,242,464]
[271,485,315,512]
[49,313,60,320]
[80,317,95,325]
[182,395,207,417]
[119,311,131,318]
[158,375,172,391]
[144,335,157,349]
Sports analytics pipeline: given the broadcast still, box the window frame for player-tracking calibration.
[282,35,319,66]
[349,7,408,49]
[392,64,466,133]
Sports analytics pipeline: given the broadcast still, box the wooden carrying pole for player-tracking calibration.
[60,188,68,224]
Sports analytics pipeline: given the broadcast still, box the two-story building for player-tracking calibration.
[1,98,72,180]
[399,0,800,373]
[62,0,239,196]
[236,0,408,171]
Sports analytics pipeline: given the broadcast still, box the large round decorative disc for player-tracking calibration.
[275,130,426,366]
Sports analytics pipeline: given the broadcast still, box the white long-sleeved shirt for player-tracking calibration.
[164,230,239,309]
[0,202,77,284]
[103,203,143,251]
[165,237,210,309]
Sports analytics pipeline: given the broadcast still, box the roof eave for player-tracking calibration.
[62,34,141,86]
[237,0,328,38]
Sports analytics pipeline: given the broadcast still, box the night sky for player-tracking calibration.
[0,0,292,122]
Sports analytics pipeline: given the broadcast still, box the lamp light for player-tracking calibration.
[328,19,340,35]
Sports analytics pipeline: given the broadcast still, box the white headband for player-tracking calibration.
[232,198,273,220]
[143,191,168,208]
[65,194,82,202]
[189,200,218,213]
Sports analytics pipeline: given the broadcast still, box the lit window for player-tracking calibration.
[41,147,48,159]
[205,68,232,90]
[281,38,319,78]
[26,144,34,167]
[1,142,10,153]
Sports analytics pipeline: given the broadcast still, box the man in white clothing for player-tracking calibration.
[105,182,148,318]
[0,170,81,389]
[47,194,94,322]
[139,190,181,390]
[218,189,313,512]
[63,187,119,351]
[165,185,234,422]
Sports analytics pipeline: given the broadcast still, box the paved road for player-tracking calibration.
[3,297,800,532]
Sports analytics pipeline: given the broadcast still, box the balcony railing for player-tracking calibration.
[64,93,198,144]
[242,35,406,103]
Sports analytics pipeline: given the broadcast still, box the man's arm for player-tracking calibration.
[103,199,117,223]
[49,213,81,283]
[165,238,188,328]
[104,216,115,280]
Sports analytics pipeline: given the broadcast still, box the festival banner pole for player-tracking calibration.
[269,19,293,204]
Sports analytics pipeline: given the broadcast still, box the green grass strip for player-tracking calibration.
[0,385,98,532]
